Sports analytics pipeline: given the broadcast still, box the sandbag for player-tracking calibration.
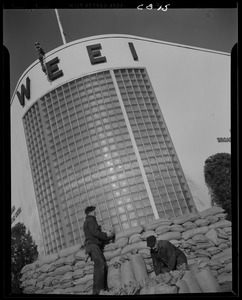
[84,279,93,292]
[36,272,49,283]
[199,206,225,218]
[170,225,185,232]
[205,228,219,245]
[73,260,89,271]
[194,267,222,292]
[155,225,171,235]
[205,215,219,224]
[155,283,178,294]
[217,239,229,248]
[207,259,223,268]
[223,227,232,234]
[138,248,151,258]
[74,249,88,261]
[83,265,94,274]
[73,274,93,285]
[182,270,202,293]
[130,254,148,284]
[196,241,215,250]
[73,268,85,280]
[190,259,208,270]
[220,282,232,293]
[60,271,73,284]
[102,223,114,233]
[169,240,182,247]
[141,230,158,240]
[107,264,121,289]
[114,237,129,248]
[38,253,59,267]
[194,249,211,257]
[107,256,122,267]
[182,226,209,240]
[65,254,77,266]
[143,219,171,231]
[182,238,196,246]
[194,218,210,227]
[51,275,62,286]
[51,265,73,277]
[20,261,38,274]
[210,270,219,277]
[120,260,136,285]
[171,212,199,225]
[35,280,44,290]
[52,257,67,268]
[104,247,122,260]
[218,262,232,274]
[24,278,36,287]
[59,244,82,258]
[214,213,227,219]
[176,279,190,293]
[157,231,182,241]
[192,234,209,243]
[103,243,117,252]
[140,285,156,294]
[71,284,85,293]
[217,272,232,285]
[43,276,55,287]
[207,247,222,256]
[20,269,35,282]
[216,253,232,264]
[182,221,197,229]
[40,264,52,273]
[115,226,143,240]
[208,220,231,229]
[216,230,229,240]
[129,233,142,244]
[51,288,65,294]
[121,241,148,255]
[211,247,232,260]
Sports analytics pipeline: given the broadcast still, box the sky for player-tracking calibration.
[3,6,238,98]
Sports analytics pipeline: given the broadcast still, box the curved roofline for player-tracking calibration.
[11,34,230,103]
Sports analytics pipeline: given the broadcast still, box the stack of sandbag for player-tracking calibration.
[175,207,232,291]
[20,205,232,294]
[20,244,94,295]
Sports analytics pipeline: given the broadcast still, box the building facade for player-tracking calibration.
[11,35,230,255]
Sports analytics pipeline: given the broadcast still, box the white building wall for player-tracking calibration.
[11,34,230,256]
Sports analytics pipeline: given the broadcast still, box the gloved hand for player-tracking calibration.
[106,230,115,238]
[84,253,90,262]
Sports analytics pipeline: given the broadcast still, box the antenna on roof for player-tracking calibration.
[55,9,67,45]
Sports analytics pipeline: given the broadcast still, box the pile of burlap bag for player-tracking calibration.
[19,206,232,294]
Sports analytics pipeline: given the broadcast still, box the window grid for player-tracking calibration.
[114,68,190,218]
[43,99,63,253]
[134,71,184,218]
[42,94,70,252]
[23,68,195,254]
[23,103,61,254]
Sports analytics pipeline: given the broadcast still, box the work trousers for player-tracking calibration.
[85,243,107,295]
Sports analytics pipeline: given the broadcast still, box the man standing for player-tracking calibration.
[146,235,188,275]
[83,206,114,295]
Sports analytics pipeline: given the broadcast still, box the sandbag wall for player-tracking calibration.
[19,206,232,294]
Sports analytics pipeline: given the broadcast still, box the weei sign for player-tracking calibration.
[16,42,138,108]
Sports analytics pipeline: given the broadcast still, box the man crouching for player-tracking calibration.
[147,235,188,275]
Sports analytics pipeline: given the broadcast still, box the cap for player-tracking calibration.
[84,206,96,215]
[146,235,157,248]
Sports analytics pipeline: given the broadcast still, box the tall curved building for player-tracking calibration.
[13,34,228,255]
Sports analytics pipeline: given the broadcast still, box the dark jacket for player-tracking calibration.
[151,240,187,275]
[83,215,111,246]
